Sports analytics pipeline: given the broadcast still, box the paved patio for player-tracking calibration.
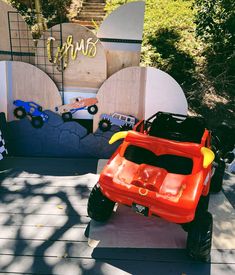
[0,157,234,275]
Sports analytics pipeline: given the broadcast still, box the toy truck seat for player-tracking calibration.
[148,112,206,144]
[120,130,205,184]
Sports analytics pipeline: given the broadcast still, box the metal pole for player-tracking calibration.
[7,12,14,61]
[35,0,43,24]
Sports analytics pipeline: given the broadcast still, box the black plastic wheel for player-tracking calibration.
[181,194,209,232]
[181,223,191,232]
[14,107,26,119]
[186,211,213,262]
[31,116,43,128]
[62,112,72,122]
[38,106,43,112]
[210,160,225,193]
[87,184,115,222]
[197,194,210,215]
[120,124,133,131]
[87,105,98,115]
[98,118,112,132]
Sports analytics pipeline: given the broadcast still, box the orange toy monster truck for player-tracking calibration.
[55,97,98,121]
[88,112,215,262]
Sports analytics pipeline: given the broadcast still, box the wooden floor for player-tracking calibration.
[0,157,234,275]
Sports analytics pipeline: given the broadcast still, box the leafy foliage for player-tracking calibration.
[194,0,235,97]
[142,0,201,90]
[8,0,72,27]
[194,0,234,47]
[40,0,72,26]
[7,0,37,25]
[105,0,136,13]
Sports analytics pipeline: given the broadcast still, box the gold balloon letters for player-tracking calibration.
[47,35,98,70]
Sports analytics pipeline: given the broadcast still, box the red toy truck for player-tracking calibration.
[88,112,215,261]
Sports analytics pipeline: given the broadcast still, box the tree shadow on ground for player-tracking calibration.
[0,168,96,274]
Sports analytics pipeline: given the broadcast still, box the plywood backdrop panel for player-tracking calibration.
[93,66,147,130]
[97,1,145,77]
[0,0,34,63]
[0,61,62,121]
[93,67,188,131]
[106,50,141,77]
[144,68,188,118]
[36,23,107,90]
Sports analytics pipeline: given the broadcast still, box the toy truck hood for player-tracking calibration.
[101,130,210,199]
[129,163,184,196]
[102,155,191,197]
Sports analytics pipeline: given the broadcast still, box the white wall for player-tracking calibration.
[144,67,188,118]
[0,61,8,117]
[97,1,145,41]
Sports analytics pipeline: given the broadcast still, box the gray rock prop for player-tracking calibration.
[7,111,120,158]
[80,125,122,159]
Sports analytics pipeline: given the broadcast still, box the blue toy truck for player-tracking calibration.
[13,100,49,128]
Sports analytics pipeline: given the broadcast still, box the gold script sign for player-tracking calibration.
[47,35,99,71]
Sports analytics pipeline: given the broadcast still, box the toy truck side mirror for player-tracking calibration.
[109,131,128,144]
[201,147,215,168]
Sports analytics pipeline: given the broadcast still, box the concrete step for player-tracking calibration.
[72,20,101,29]
[82,7,105,12]
[83,0,106,3]
[73,19,103,25]
[77,15,104,21]
[79,11,106,17]
[82,2,106,7]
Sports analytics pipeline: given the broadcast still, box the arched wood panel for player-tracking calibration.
[93,66,188,131]
[0,61,62,121]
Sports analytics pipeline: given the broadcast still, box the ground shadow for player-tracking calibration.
[0,163,96,274]
[0,157,98,177]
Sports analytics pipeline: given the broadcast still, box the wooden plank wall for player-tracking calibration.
[0,61,62,121]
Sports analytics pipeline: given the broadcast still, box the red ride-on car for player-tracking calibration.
[88,112,215,262]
